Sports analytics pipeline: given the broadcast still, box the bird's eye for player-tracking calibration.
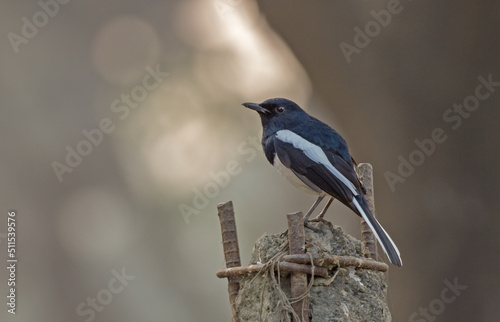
[276,106,285,113]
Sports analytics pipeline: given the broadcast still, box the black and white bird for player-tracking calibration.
[242,98,402,267]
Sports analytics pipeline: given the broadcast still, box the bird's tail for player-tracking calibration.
[352,195,402,267]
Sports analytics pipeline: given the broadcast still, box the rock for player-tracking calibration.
[235,221,392,321]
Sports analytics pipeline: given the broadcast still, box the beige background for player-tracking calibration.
[1,0,499,321]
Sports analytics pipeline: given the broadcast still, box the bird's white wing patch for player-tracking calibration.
[275,130,358,195]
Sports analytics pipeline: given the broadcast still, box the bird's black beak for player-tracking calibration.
[242,102,269,114]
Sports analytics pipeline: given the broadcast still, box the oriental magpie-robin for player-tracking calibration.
[242,98,402,267]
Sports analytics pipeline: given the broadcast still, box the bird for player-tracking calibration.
[242,98,402,267]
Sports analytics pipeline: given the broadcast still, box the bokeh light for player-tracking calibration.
[91,16,160,85]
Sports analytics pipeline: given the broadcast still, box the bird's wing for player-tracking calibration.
[273,130,363,205]
[273,130,403,266]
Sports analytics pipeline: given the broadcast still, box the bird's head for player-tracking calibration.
[242,98,306,131]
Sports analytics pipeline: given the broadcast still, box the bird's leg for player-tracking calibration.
[302,195,325,223]
[312,197,334,221]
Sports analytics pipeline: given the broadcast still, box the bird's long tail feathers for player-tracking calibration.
[352,195,402,267]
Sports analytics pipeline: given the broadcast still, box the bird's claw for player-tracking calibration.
[307,217,329,224]
[304,222,322,233]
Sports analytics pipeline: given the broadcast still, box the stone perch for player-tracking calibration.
[234,221,392,321]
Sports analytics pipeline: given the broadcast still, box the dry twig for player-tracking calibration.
[217,201,241,322]
[287,212,309,322]
[282,254,388,272]
[215,262,328,279]
[358,163,378,261]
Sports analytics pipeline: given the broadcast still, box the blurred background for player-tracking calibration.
[1,0,499,321]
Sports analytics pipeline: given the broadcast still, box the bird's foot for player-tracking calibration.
[307,216,329,225]
[304,221,322,233]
